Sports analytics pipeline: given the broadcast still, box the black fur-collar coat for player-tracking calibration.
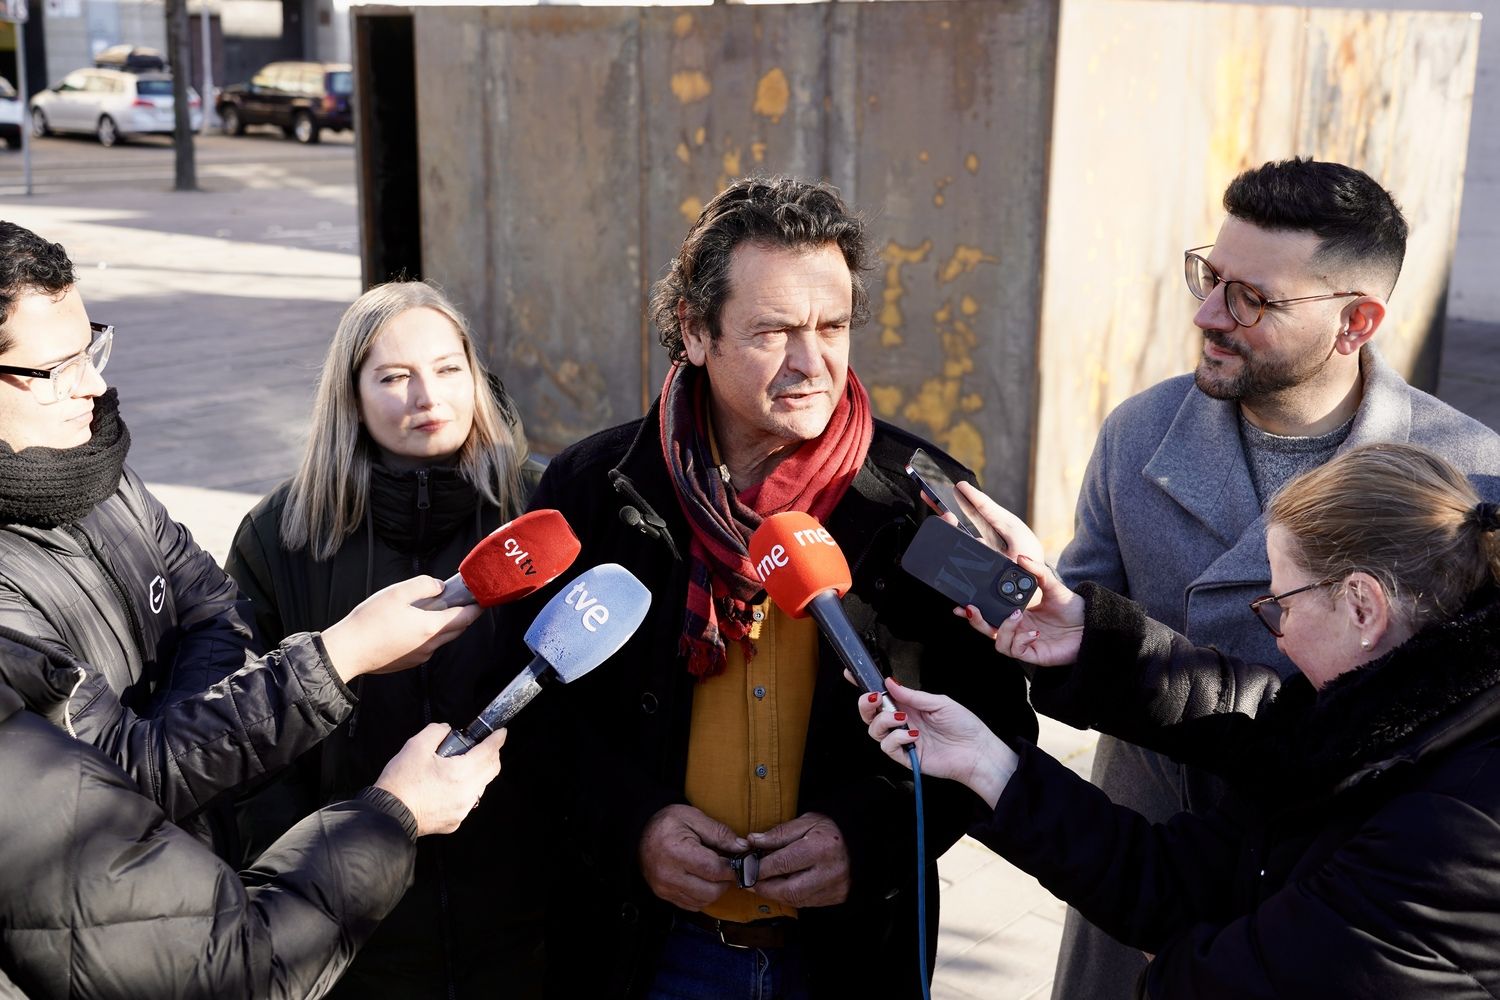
[995,585,1500,999]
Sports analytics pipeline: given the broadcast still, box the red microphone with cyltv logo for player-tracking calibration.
[748,511,895,710]
[413,508,581,610]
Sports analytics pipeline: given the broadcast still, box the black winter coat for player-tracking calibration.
[226,463,548,1000]
[0,467,357,839]
[0,667,418,1000]
[994,584,1500,998]
[509,402,1037,998]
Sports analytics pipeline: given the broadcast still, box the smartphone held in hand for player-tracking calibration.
[900,517,1038,622]
[904,448,983,538]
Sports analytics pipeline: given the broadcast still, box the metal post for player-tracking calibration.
[198,0,214,132]
[15,15,31,196]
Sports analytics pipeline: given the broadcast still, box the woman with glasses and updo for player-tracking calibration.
[226,281,547,1000]
[860,442,1500,998]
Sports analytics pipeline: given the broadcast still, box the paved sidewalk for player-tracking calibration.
[3,177,1496,1000]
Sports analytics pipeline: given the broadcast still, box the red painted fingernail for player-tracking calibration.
[964,606,974,618]
[893,712,906,722]
[908,729,919,738]
[867,693,879,703]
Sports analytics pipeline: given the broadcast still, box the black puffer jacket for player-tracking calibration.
[226,462,547,1000]
[990,585,1500,998]
[508,402,1037,998]
[0,467,358,835]
[0,665,418,1000]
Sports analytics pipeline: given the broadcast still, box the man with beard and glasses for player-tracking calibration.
[505,176,1034,998]
[1033,157,1500,1000]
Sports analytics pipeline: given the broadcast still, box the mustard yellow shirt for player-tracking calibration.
[684,601,818,923]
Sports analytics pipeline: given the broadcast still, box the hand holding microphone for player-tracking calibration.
[412,509,581,610]
[375,723,507,836]
[436,563,652,757]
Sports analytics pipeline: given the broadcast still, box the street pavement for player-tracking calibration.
[2,136,1497,1000]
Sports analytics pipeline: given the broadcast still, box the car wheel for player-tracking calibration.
[96,115,120,147]
[30,108,49,137]
[221,105,245,136]
[292,110,319,145]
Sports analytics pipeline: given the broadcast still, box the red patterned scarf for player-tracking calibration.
[660,362,873,678]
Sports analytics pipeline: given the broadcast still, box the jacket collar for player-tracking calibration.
[1254,589,1500,797]
[1148,345,1410,590]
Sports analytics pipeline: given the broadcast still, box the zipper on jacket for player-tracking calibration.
[414,469,432,552]
[64,524,148,666]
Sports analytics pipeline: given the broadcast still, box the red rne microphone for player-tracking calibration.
[412,508,581,610]
[748,512,895,711]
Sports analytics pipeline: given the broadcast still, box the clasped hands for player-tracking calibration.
[639,804,850,911]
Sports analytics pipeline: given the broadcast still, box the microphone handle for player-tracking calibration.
[412,574,476,612]
[436,655,549,757]
[807,591,898,714]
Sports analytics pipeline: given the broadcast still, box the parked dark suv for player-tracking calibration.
[216,61,352,144]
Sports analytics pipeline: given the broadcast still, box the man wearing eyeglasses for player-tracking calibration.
[0,220,487,859]
[1031,158,1500,1000]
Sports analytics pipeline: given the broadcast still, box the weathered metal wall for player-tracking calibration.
[411,0,1059,515]
[385,0,1478,540]
[1029,0,1481,549]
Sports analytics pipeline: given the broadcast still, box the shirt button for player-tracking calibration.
[753,609,765,622]
[755,764,768,778]
[754,686,766,699]
[758,905,771,914]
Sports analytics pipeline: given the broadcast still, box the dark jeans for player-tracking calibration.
[645,918,810,1000]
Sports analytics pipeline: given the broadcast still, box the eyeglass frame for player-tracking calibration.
[1184,246,1364,328]
[1248,578,1341,638]
[0,323,114,403]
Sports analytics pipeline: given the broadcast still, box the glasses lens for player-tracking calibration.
[89,329,113,377]
[51,357,83,403]
[1225,282,1266,327]
[1254,599,1283,637]
[1185,254,1216,300]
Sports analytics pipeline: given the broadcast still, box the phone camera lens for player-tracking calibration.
[1000,580,1016,595]
[1019,577,1034,590]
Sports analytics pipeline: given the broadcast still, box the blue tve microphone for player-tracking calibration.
[436,563,652,757]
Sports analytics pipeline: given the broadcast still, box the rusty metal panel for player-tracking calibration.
[1029,0,1481,551]
[832,0,1059,512]
[417,6,645,454]
[410,0,1059,507]
[638,4,837,404]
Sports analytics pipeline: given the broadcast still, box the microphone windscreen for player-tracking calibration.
[459,509,581,606]
[525,563,652,682]
[747,511,852,617]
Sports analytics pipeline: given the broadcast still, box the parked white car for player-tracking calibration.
[0,77,21,149]
[30,69,201,146]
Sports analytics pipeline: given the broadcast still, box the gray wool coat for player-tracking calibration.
[1035,345,1500,1000]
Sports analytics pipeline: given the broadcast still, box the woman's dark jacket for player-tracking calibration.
[990,584,1500,998]
[0,662,418,1000]
[0,466,358,838]
[505,401,1037,998]
[226,461,546,1000]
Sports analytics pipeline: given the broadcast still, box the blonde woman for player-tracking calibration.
[227,281,544,1000]
[861,442,1500,999]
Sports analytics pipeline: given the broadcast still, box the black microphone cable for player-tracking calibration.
[909,743,931,1000]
